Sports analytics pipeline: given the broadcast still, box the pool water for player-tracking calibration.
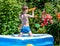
[0,34,54,46]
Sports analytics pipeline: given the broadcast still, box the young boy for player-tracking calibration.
[18,5,34,37]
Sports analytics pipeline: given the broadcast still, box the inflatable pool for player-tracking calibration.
[0,34,54,46]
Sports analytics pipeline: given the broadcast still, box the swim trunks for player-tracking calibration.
[20,26,31,33]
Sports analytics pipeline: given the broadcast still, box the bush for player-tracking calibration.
[0,0,23,35]
[46,21,60,44]
[0,0,60,45]
[45,2,54,13]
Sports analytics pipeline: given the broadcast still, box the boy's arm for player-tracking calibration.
[19,14,21,19]
[28,10,34,18]
[19,15,20,19]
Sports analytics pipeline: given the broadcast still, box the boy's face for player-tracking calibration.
[22,5,28,13]
[25,9,28,13]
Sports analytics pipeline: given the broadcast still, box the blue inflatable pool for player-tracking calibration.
[0,34,54,46]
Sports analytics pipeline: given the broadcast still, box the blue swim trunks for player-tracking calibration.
[20,26,31,33]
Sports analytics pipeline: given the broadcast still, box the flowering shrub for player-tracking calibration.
[41,10,53,27]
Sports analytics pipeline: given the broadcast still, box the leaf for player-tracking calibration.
[0,0,4,2]
[37,0,40,2]
[35,23,40,28]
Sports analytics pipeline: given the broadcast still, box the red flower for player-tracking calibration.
[45,14,52,20]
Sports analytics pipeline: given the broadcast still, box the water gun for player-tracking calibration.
[28,7,36,11]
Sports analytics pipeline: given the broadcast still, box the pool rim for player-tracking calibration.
[0,34,53,40]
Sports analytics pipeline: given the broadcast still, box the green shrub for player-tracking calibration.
[0,0,23,35]
[46,21,60,44]
[45,2,54,13]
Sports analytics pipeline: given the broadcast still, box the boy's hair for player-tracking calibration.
[22,5,28,11]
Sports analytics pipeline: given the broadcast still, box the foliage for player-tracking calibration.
[46,20,60,44]
[26,0,60,44]
[0,0,23,35]
[0,0,60,44]
[45,2,54,13]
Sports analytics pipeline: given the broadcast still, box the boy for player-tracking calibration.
[18,5,34,37]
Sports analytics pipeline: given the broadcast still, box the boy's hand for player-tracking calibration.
[28,7,36,18]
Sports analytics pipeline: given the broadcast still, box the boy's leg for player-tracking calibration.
[28,31,33,37]
[18,32,23,37]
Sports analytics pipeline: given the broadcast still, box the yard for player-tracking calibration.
[0,0,60,46]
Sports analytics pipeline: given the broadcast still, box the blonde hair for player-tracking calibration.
[22,5,28,11]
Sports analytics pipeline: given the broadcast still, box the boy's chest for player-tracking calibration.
[21,15,28,21]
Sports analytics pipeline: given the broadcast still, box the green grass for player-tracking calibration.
[55,45,60,46]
